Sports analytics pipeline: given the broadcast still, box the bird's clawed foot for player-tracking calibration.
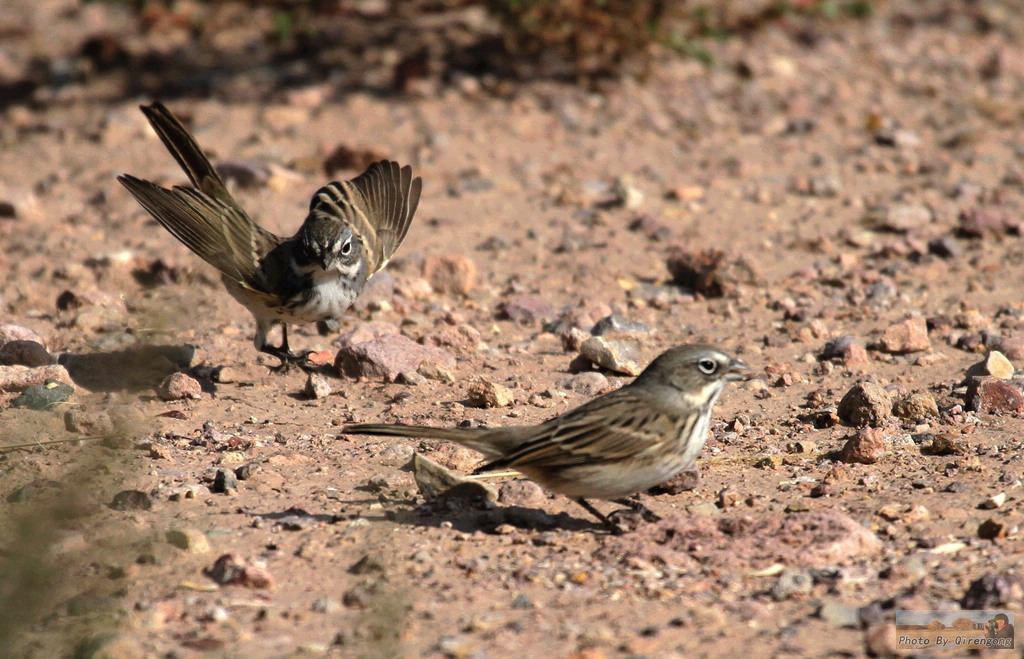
[613,497,662,523]
[261,345,317,373]
[575,497,661,535]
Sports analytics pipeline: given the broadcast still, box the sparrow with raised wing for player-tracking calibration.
[118,102,421,368]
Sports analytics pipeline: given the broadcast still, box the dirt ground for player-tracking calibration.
[3,1,1024,657]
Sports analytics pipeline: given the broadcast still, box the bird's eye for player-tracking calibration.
[340,240,352,255]
[698,358,717,375]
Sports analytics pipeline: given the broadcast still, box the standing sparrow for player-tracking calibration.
[345,343,750,529]
[118,102,422,368]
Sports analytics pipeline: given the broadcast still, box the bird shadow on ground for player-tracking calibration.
[59,343,195,392]
[384,500,603,535]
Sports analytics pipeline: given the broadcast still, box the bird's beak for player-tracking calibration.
[319,253,336,271]
[725,358,752,381]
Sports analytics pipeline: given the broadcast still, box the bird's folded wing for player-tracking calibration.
[309,160,422,274]
[486,391,684,470]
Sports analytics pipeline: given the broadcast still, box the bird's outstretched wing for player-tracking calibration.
[117,102,280,286]
[308,160,422,274]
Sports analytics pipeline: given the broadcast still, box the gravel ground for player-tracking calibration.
[2,1,1024,657]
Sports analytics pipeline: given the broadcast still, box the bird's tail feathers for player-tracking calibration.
[344,423,507,459]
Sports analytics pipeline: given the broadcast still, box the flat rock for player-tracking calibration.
[421,324,483,355]
[579,336,643,376]
[110,490,152,511]
[926,433,970,456]
[64,409,114,435]
[412,452,498,501]
[11,379,75,410]
[418,360,456,383]
[865,203,932,232]
[0,323,46,349]
[500,296,556,324]
[335,334,455,382]
[166,527,211,554]
[0,364,73,393]
[334,321,400,349]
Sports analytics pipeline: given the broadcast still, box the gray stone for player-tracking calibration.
[213,468,238,493]
[11,379,74,410]
[110,490,152,511]
[579,336,643,376]
[557,371,610,396]
[590,314,651,336]
[818,601,861,628]
[772,567,814,600]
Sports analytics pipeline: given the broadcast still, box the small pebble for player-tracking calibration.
[879,317,931,354]
[156,372,202,401]
[467,379,515,408]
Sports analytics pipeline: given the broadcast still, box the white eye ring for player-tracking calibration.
[698,358,717,375]
[340,240,352,255]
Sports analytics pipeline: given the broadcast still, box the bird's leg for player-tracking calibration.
[612,497,662,523]
[259,325,313,372]
[574,498,631,534]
